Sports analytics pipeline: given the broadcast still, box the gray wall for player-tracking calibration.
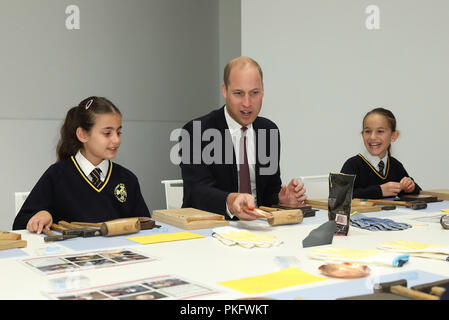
[1,0,244,230]
[242,0,449,190]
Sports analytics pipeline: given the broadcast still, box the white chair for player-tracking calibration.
[15,192,30,216]
[299,175,329,199]
[161,180,184,209]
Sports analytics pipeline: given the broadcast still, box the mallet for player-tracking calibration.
[374,279,439,300]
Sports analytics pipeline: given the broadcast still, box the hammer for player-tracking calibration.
[58,221,102,237]
[374,279,439,300]
[42,228,77,242]
[72,217,158,232]
[357,199,427,210]
[69,217,141,236]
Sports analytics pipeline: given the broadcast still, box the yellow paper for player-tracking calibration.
[218,267,326,294]
[380,240,443,250]
[127,232,204,244]
[441,209,449,213]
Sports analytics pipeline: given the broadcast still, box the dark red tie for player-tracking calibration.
[239,127,251,194]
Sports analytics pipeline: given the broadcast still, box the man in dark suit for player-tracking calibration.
[179,56,306,220]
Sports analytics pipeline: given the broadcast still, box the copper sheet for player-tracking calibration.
[319,262,370,278]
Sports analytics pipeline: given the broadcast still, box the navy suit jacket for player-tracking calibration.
[179,106,282,218]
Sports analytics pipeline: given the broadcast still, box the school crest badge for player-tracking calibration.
[114,183,127,203]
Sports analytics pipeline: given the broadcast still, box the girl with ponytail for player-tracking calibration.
[340,107,421,199]
[13,96,150,233]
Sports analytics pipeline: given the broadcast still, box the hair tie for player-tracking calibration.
[85,99,93,110]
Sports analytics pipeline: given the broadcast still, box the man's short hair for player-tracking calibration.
[223,56,263,89]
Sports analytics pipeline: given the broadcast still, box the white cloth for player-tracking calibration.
[212,226,283,248]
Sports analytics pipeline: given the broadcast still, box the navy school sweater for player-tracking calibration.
[13,156,150,230]
[340,154,421,199]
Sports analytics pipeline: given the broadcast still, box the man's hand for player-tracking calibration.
[226,193,260,220]
[26,210,53,234]
[278,178,307,205]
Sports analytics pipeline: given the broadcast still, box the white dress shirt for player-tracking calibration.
[362,150,388,175]
[75,150,109,182]
[224,106,258,218]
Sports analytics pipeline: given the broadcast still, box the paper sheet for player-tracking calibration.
[218,267,326,294]
[127,232,204,245]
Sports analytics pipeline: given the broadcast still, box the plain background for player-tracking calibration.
[0,0,240,230]
[2,1,447,230]
[241,0,449,191]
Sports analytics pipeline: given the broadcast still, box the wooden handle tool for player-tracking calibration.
[390,285,439,300]
[0,240,27,250]
[0,231,22,240]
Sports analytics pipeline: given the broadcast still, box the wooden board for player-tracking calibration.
[305,199,382,213]
[420,189,449,201]
[0,240,27,251]
[152,208,230,230]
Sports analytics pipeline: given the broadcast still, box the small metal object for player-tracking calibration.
[381,205,396,210]
[440,215,449,230]
[319,262,370,278]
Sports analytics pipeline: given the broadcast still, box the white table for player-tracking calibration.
[1,201,448,300]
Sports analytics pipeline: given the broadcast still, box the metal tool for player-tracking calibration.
[441,215,449,230]
[357,199,427,210]
[374,279,439,300]
[58,221,101,237]
[42,228,77,242]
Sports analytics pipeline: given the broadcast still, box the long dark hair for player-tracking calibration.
[56,96,122,161]
[362,107,397,156]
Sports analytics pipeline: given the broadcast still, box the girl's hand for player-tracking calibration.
[26,210,53,234]
[380,181,402,197]
[400,177,415,193]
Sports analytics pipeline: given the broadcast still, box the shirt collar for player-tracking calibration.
[362,150,388,169]
[224,105,253,135]
[75,150,109,178]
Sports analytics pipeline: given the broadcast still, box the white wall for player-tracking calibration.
[242,0,449,190]
[0,0,224,230]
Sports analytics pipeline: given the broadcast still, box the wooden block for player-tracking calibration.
[0,231,22,241]
[420,189,449,201]
[152,208,230,230]
[267,210,303,226]
[0,240,27,251]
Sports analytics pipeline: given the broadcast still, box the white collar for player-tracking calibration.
[75,150,109,180]
[224,105,253,135]
[362,150,388,169]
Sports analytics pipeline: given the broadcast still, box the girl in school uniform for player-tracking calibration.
[13,96,150,233]
[340,107,421,199]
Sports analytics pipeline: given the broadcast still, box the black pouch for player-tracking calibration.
[328,173,356,236]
